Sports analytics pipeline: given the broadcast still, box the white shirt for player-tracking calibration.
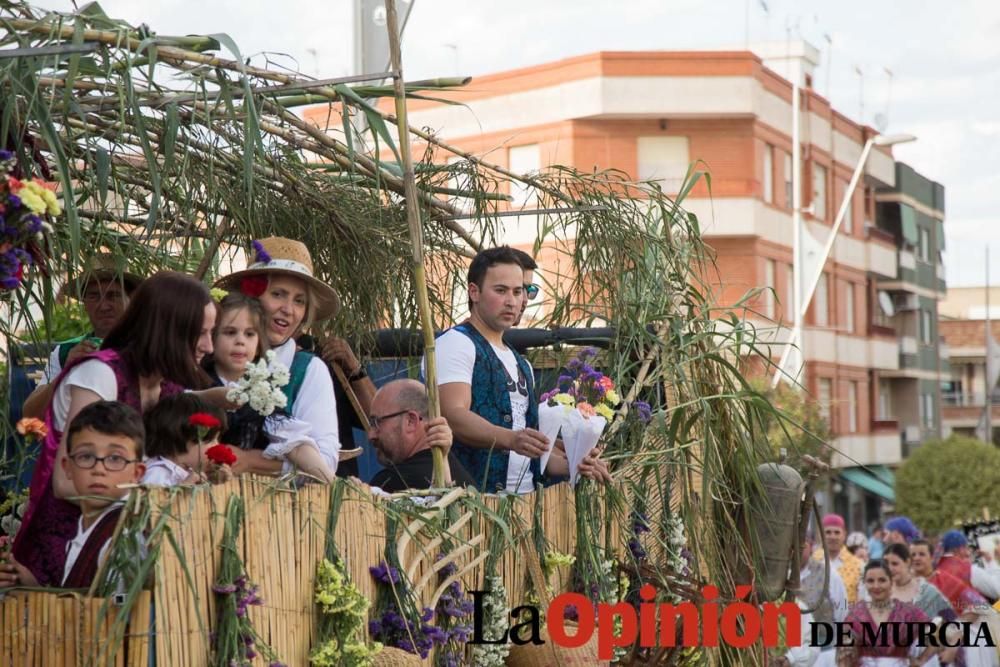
[432,328,535,495]
[971,562,1000,600]
[272,339,341,473]
[62,501,124,585]
[38,345,64,386]
[785,609,820,666]
[801,561,849,623]
[51,359,118,430]
[142,457,190,487]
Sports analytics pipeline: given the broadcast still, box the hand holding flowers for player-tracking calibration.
[226,350,290,417]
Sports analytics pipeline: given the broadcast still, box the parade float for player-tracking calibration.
[0,2,818,664]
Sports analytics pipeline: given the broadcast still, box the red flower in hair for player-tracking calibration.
[188,413,221,429]
[205,444,237,466]
[240,275,268,298]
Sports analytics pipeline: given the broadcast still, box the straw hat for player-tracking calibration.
[58,253,143,301]
[214,237,340,320]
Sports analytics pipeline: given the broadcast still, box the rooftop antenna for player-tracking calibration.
[882,67,894,129]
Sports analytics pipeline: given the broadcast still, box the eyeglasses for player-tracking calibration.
[368,409,411,429]
[68,452,137,471]
[524,283,540,301]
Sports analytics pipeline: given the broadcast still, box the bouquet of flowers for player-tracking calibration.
[225,350,290,417]
[0,151,60,291]
[537,347,620,484]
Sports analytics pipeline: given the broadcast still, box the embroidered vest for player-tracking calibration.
[14,349,183,585]
[61,506,123,589]
[447,323,540,493]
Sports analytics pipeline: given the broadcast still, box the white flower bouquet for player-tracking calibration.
[225,350,290,416]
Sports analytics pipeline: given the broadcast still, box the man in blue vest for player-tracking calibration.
[21,255,141,418]
[435,247,608,493]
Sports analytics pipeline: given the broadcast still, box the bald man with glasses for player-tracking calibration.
[366,379,474,493]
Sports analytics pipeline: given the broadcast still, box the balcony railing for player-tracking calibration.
[941,391,1000,407]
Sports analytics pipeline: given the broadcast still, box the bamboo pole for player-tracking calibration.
[384,0,445,487]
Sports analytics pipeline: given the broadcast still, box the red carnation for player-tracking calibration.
[240,275,268,298]
[206,444,237,466]
[189,413,222,429]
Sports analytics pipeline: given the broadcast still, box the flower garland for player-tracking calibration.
[368,561,443,659]
[310,558,381,666]
[470,574,509,667]
[212,496,285,667]
[433,560,475,667]
[226,350,290,417]
[0,152,61,290]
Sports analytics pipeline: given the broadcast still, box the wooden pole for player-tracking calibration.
[384,0,445,487]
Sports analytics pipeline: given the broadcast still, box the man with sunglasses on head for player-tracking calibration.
[366,379,472,493]
[508,248,539,328]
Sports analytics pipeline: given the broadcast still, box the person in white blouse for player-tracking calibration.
[214,237,342,477]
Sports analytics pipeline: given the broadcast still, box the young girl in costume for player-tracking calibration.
[142,394,226,487]
[206,292,335,483]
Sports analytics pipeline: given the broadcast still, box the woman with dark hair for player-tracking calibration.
[839,560,941,666]
[9,271,217,585]
[883,543,960,666]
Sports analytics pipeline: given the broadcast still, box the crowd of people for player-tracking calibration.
[0,238,610,591]
[776,512,1000,667]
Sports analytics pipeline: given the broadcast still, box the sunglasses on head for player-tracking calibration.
[524,283,540,300]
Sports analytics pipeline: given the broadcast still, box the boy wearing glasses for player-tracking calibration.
[0,401,146,588]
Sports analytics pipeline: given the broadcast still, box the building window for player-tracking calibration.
[848,381,858,433]
[784,152,793,209]
[918,227,931,262]
[763,145,774,204]
[637,136,690,193]
[920,308,933,344]
[878,382,891,420]
[763,258,776,319]
[818,378,833,424]
[811,163,827,220]
[922,393,934,429]
[814,272,829,327]
[785,264,795,322]
[845,282,855,334]
[508,144,540,206]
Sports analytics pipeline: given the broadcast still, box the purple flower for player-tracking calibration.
[632,400,653,424]
[251,240,271,264]
[563,603,579,621]
[0,150,12,161]
[245,648,257,660]
[369,561,401,584]
[628,538,648,560]
[25,215,42,234]
[7,194,20,209]
[567,357,582,371]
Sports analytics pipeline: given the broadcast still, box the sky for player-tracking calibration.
[46,0,1000,286]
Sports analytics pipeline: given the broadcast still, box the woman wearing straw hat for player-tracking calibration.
[214,237,345,478]
[21,254,143,419]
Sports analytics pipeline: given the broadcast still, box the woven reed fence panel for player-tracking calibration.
[0,479,616,665]
[0,590,152,666]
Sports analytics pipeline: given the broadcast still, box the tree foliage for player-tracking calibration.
[896,435,1000,536]
[749,378,833,466]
